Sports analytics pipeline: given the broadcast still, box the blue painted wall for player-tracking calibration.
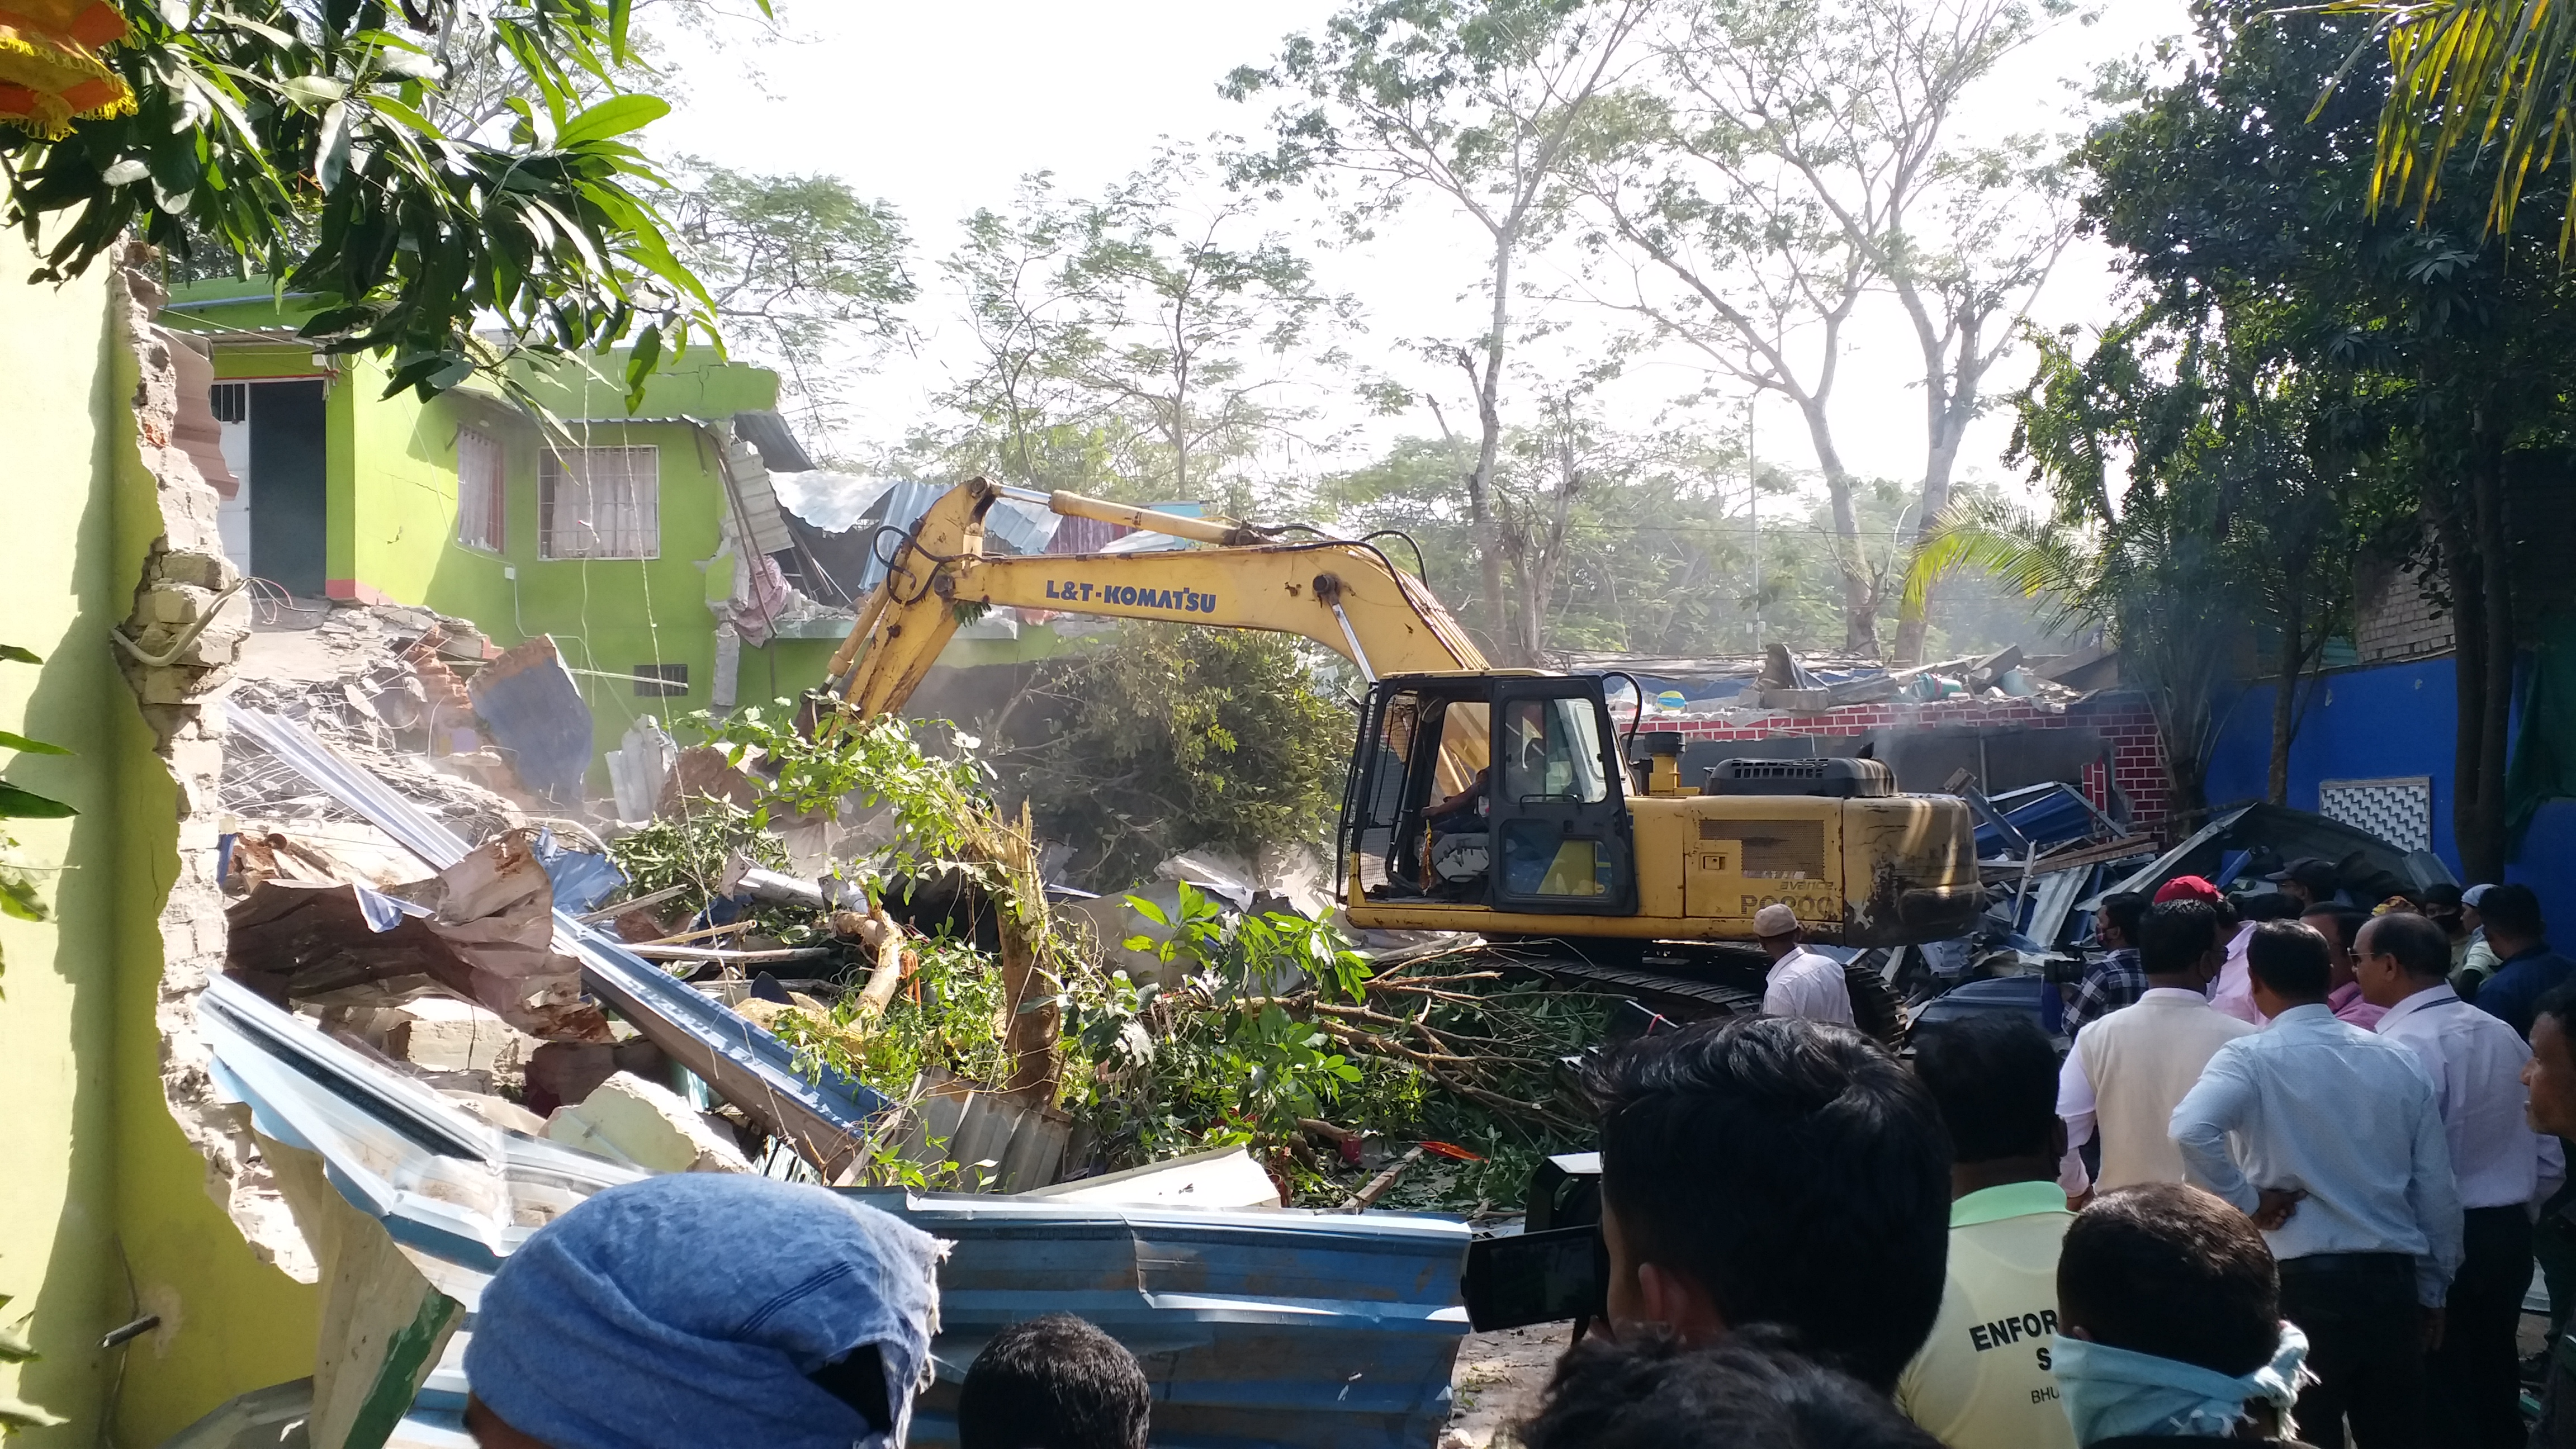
[2205,655,2576,924]
[2204,656,2461,868]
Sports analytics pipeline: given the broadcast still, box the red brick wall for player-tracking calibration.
[1665,690,2174,841]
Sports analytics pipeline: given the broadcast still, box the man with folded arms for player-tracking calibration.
[2356,910,2558,1447]
[2170,919,2461,1448]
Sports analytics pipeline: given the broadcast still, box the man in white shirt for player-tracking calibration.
[2171,919,2462,1449]
[2359,910,2558,1448]
[1754,902,1853,1026]
[2057,898,2254,1200]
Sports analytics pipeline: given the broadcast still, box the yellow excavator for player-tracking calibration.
[823,479,1984,985]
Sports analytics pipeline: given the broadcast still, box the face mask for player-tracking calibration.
[2050,1322,2309,1442]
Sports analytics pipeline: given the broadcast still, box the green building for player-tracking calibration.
[160,280,858,780]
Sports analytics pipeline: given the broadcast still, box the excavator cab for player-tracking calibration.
[1347,674,1638,916]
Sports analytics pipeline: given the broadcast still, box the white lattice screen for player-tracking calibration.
[2317,776,2433,853]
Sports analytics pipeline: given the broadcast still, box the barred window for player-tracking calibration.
[633,662,688,698]
[456,428,505,552]
[539,446,659,560]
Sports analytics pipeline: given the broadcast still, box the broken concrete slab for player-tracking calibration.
[543,1071,750,1175]
[654,744,762,816]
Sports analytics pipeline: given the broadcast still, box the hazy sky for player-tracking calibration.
[654,0,2202,498]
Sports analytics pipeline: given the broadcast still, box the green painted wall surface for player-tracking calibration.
[112,311,321,1448]
[510,421,730,771]
[0,243,319,1447]
[507,345,779,420]
[0,227,122,1447]
[340,355,518,629]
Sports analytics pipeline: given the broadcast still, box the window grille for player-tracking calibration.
[539,446,659,560]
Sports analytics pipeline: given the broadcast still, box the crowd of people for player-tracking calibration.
[444,861,2575,1449]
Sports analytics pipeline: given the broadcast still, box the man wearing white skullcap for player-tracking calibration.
[1755,902,1853,1026]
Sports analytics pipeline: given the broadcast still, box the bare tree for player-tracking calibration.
[1572,0,2074,657]
[1227,0,1656,662]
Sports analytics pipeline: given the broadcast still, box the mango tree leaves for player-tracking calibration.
[1,1,762,403]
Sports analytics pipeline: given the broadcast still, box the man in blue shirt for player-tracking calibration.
[2170,920,2463,1449]
[2467,883,2576,1040]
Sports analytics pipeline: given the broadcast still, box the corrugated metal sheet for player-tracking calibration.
[1973,782,2100,858]
[848,1190,1471,1449]
[198,973,641,1282]
[822,480,1063,594]
[201,974,1470,1449]
[728,408,818,472]
[465,637,591,804]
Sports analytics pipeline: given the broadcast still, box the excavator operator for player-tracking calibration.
[1423,766,1493,897]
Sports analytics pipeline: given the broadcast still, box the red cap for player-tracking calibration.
[2154,875,2223,905]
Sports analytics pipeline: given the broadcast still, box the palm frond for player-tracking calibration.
[2321,0,2576,251]
[1898,495,2103,633]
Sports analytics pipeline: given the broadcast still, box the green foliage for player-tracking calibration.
[2059,0,2576,870]
[603,798,790,918]
[1326,430,2058,661]
[4,0,746,405]
[1077,886,1371,1156]
[683,700,985,837]
[2321,0,2576,251]
[896,153,1335,500]
[1002,623,1355,891]
[769,937,1015,1109]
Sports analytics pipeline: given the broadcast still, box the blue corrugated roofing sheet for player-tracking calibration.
[1973,782,2100,858]
[200,973,1470,1449]
[849,1190,1471,1449]
[197,973,643,1280]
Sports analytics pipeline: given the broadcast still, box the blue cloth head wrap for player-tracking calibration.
[2050,1323,2309,1442]
[464,1173,945,1449]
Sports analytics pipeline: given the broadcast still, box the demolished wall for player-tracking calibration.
[106,254,323,1297]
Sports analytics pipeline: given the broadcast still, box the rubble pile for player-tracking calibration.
[224,602,534,837]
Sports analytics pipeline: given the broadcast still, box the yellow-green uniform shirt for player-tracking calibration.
[1896,1181,2078,1449]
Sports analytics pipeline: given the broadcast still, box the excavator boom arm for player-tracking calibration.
[829,480,1486,719]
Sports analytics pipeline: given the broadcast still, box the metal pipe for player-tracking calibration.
[1044,490,1265,547]
[626,944,837,963]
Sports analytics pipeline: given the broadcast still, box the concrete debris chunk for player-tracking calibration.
[655,744,761,816]
[522,1038,673,1117]
[225,600,538,838]
[543,1071,750,1174]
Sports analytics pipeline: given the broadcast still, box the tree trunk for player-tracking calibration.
[1469,232,1516,662]
[1890,420,1969,666]
[1794,396,1877,655]
[2267,594,2303,806]
[2447,430,2516,881]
